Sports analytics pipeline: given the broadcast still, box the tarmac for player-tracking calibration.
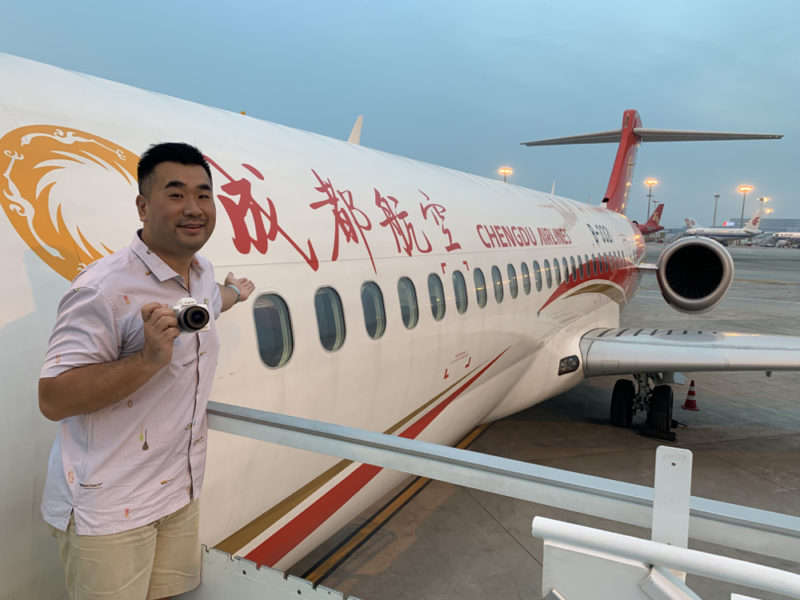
[288,244,800,600]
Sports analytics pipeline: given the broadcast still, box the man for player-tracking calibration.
[38,142,255,600]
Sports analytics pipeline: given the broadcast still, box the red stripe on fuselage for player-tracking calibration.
[244,347,510,567]
[539,256,639,312]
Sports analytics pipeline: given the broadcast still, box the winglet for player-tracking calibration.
[347,115,363,145]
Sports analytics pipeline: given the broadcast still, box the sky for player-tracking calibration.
[2,0,797,227]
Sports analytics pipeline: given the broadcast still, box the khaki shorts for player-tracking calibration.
[50,500,201,600]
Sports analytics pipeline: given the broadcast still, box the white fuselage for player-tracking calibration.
[684,226,761,242]
[0,53,644,596]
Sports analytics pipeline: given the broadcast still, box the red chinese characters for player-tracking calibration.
[310,170,376,273]
[420,194,461,252]
[205,157,319,271]
[375,190,432,256]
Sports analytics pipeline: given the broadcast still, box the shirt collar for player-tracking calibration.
[131,230,206,282]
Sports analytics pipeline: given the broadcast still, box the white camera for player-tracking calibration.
[172,297,210,333]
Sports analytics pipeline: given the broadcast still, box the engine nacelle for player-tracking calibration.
[656,236,734,313]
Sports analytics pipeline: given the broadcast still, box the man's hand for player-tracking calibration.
[224,272,255,302]
[220,272,255,312]
[39,301,179,421]
[140,302,179,369]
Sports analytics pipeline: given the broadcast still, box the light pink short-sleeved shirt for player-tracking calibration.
[40,232,221,535]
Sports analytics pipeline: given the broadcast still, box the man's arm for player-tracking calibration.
[218,272,255,312]
[39,303,179,422]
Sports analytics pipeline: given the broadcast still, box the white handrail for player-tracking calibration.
[207,401,800,562]
[532,517,800,598]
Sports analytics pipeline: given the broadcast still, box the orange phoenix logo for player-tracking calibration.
[0,125,138,280]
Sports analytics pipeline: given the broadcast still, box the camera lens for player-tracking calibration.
[179,305,210,331]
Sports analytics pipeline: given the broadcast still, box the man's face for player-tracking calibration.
[136,162,216,261]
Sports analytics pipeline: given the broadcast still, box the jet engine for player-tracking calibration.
[656,236,734,313]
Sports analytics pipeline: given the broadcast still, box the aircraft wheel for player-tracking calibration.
[647,385,674,432]
[610,379,635,428]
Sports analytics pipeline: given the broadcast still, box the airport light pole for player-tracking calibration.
[712,193,720,227]
[645,178,658,222]
[738,184,753,227]
[498,166,513,183]
[644,177,658,223]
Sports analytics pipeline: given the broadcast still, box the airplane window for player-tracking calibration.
[520,262,531,295]
[361,281,386,339]
[315,286,346,352]
[562,257,568,281]
[570,256,577,282]
[533,260,543,292]
[584,254,590,277]
[428,273,446,321]
[453,270,468,314]
[577,255,584,280]
[397,277,419,329]
[553,258,561,286]
[474,268,487,308]
[253,293,293,368]
[507,264,518,298]
[590,254,596,276]
[491,266,504,303]
[599,253,605,274]
[543,259,552,288]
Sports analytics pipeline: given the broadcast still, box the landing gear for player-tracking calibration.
[610,379,635,428]
[645,385,674,439]
[609,375,679,441]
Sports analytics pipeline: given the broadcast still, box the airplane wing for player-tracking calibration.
[580,328,800,376]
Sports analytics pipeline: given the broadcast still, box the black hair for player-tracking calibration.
[137,142,212,194]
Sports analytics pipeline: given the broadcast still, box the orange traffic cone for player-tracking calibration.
[682,380,699,411]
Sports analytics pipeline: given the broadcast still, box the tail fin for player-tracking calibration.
[521,111,782,216]
[685,217,699,229]
[744,207,765,231]
[636,203,665,234]
[646,203,664,227]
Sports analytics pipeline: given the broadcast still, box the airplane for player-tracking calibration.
[682,206,766,244]
[633,203,664,236]
[770,231,800,247]
[2,52,800,599]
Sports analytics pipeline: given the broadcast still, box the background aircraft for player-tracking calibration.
[682,207,766,244]
[770,231,800,247]
[634,203,664,235]
[1,53,798,599]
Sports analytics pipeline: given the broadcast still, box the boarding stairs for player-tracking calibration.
[180,402,800,600]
